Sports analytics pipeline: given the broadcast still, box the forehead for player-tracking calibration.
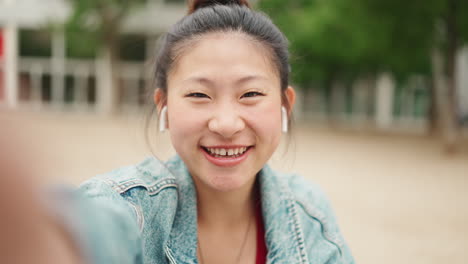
[167,32,280,87]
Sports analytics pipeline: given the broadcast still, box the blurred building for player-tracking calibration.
[0,0,467,131]
[0,0,186,113]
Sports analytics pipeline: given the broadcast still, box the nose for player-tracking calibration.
[208,104,245,138]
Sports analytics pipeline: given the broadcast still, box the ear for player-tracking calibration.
[284,86,296,115]
[153,89,166,113]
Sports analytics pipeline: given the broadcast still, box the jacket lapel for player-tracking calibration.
[259,165,309,264]
[165,156,199,264]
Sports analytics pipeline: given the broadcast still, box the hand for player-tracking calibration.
[0,121,83,264]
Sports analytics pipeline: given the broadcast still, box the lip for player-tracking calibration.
[202,145,251,148]
[200,146,253,167]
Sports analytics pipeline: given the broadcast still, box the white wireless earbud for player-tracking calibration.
[159,106,168,132]
[281,106,288,133]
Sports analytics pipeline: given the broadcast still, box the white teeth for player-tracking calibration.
[205,147,249,157]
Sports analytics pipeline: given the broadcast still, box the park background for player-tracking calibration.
[1,0,468,263]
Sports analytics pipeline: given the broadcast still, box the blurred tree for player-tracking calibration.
[66,0,146,113]
[359,0,468,152]
[259,0,468,152]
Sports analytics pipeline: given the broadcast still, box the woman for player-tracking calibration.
[75,0,355,263]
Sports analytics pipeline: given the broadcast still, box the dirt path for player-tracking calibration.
[3,110,467,264]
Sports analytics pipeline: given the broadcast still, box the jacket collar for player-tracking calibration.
[164,156,307,264]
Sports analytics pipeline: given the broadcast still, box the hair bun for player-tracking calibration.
[188,0,251,14]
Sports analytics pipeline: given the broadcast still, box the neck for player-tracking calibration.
[195,178,257,228]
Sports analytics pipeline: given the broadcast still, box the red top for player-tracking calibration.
[255,203,267,264]
[0,29,4,58]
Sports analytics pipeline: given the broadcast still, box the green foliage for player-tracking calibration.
[460,1,468,43]
[66,0,147,56]
[66,29,99,58]
[258,0,468,88]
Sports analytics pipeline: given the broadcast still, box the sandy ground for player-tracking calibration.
[2,110,468,264]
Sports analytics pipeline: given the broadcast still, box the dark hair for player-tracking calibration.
[153,0,290,105]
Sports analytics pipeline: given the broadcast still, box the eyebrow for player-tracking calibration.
[182,75,269,86]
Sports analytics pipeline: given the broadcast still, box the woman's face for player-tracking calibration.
[163,33,292,192]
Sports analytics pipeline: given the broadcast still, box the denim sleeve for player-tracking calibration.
[49,179,143,264]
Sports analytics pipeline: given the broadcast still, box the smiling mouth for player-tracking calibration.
[201,146,253,158]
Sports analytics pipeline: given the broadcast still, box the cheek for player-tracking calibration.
[245,101,282,144]
[166,101,206,148]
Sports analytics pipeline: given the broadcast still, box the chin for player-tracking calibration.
[206,174,252,193]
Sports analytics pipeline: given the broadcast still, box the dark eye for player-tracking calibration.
[242,91,264,98]
[187,92,210,99]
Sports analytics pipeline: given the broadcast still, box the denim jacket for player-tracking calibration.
[74,155,355,264]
